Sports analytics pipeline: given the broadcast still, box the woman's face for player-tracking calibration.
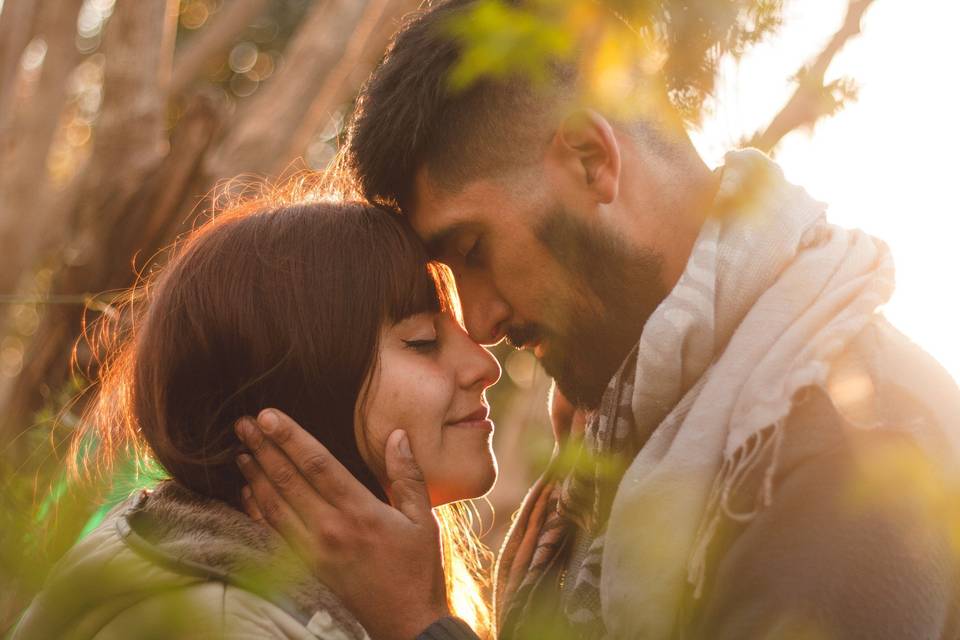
[357,311,502,506]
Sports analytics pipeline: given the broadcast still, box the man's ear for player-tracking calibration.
[549,109,621,204]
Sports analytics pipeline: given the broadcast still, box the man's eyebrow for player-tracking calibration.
[424,222,469,258]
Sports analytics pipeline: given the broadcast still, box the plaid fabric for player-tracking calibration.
[498,347,644,640]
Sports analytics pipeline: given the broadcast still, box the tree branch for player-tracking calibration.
[209,0,373,180]
[169,0,271,100]
[748,0,875,153]
[273,0,419,175]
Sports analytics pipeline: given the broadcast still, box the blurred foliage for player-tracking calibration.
[446,0,786,121]
[445,0,576,90]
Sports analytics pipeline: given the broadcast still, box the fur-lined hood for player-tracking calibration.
[12,480,368,639]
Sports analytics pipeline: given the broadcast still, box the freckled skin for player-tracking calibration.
[356,311,502,506]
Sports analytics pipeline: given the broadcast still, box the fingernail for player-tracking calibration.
[235,419,253,441]
[241,485,252,500]
[397,431,411,457]
[258,409,278,433]
[236,453,252,467]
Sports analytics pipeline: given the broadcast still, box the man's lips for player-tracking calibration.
[505,324,542,351]
[533,339,546,359]
[516,336,546,360]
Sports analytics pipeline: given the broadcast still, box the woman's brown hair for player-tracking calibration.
[73,196,492,635]
[133,200,445,505]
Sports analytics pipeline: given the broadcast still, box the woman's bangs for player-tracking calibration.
[378,225,441,321]
[428,262,463,324]
[378,243,462,325]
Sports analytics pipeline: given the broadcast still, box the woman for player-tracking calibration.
[12,199,500,639]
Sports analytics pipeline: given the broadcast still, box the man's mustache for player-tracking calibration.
[505,323,544,350]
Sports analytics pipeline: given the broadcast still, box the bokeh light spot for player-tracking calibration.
[505,350,538,389]
[228,41,259,74]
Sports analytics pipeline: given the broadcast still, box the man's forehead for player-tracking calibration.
[408,167,489,247]
[406,167,446,240]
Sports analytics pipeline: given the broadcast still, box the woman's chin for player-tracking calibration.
[427,460,498,506]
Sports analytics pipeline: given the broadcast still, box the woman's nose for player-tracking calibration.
[474,343,502,390]
[454,323,502,390]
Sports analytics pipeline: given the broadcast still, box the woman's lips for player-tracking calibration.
[448,418,494,430]
[447,406,493,429]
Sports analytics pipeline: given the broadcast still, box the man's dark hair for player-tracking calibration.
[347,0,572,211]
[345,0,774,210]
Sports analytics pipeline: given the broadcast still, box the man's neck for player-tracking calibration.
[628,150,719,295]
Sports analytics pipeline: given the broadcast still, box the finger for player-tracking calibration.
[256,408,376,509]
[384,429,432,525]
[235,417,335,517]
[240,485,265,523]
[236,452,311,546]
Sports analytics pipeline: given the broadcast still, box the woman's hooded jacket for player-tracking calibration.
[11,481,369,640]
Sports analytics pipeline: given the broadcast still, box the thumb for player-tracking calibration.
[385,429,432,524]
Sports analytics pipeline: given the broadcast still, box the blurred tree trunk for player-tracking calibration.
[0,0,85,300]
[211,0,377,178]
[0,0,416,453]
[170,0,272,99]
[276,0,419,175]
[0,0,40,138]
[0,0,180,449]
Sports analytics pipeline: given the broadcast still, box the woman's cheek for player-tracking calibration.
[359,347,452,481]
[391,362,452,468]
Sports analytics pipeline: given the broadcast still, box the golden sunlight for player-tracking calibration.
[693,0,960,384]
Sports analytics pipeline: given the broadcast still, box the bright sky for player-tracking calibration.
[691,0,960,384]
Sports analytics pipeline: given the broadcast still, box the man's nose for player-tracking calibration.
[456,273,511,346]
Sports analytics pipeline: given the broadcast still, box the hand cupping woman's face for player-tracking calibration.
[356,311,502,506]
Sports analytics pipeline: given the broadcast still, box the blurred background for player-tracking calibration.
[1,0,957,632]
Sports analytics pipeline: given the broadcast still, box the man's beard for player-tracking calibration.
[509,206,668,410]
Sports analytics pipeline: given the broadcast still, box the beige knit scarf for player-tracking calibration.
[496,149,909,638]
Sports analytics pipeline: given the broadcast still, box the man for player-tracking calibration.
[234,1,960,638]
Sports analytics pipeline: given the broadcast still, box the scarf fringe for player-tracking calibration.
[688,419,787,598]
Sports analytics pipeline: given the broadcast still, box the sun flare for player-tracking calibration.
[693,0,960,385]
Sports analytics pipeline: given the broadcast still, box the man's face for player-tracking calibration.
[409,168,667,409]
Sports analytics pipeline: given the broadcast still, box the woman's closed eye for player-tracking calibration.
[403,338,438,353]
